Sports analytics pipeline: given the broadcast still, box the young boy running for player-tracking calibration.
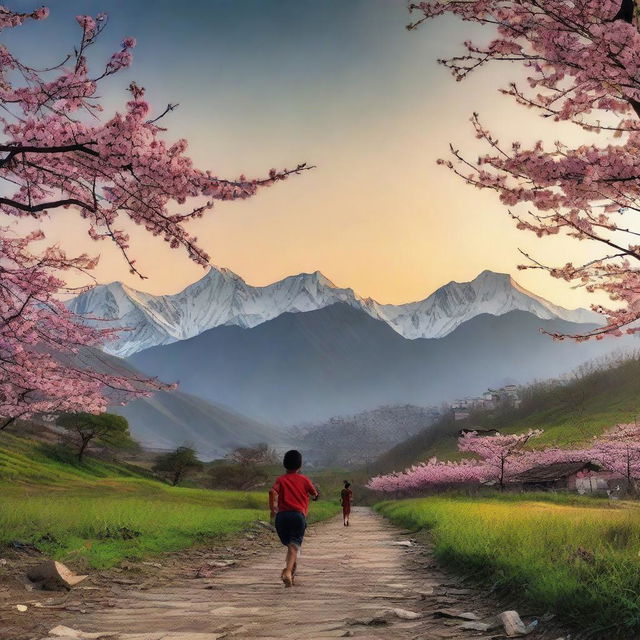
[269,449,319,587]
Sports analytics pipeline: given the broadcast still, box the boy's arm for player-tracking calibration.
[307,478,320,501]
[269,487,278,519]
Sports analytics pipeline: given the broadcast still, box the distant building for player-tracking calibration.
[451,382,523,419]
[487,384,521,408]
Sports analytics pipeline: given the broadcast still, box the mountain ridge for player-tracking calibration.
[68,266,600,357]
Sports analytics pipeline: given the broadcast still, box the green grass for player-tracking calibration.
[377,494,640,636]
[0,431,340,568]
[1,485,338,569]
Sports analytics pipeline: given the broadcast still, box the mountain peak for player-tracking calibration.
[305,270,337,287]
[474,269,512,282]
[277,270,338,289]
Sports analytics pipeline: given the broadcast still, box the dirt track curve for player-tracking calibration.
[35,507,561,640]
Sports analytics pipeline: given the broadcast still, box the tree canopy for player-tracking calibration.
[57,411,133,461]
[153,446,203,486]
[410,0,640,339]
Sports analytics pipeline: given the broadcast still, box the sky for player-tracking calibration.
[5,0,614,307]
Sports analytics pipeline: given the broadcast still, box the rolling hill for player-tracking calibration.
[294,404,441,467]
[72,348,281,459]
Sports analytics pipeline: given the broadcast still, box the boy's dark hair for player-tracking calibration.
[283,449,302,471]
[344,480,351,488]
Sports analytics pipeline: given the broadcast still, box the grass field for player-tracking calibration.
[0,431,340,568]
[377,493,640,636]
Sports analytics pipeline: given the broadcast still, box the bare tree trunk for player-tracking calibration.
[0,416,17,431]
[77,436,92,462]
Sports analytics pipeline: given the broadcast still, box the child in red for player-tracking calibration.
[269,449,318,587]
[341,480,353,526]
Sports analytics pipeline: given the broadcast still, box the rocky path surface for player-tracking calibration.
[22,507,562,640]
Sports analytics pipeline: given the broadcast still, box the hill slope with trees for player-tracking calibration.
[372,353,640,475]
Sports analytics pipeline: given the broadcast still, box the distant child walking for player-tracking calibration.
[341,480,353,526]
[269,449,319,587]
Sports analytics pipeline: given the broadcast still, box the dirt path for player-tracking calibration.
[31,507,559,640]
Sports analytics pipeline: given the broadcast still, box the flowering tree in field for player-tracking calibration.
[0,7,308,428]
[409,0,640,340]
[458,429,543,489]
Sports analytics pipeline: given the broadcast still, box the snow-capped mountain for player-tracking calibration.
[67,267,600,357]
[67,268,362,356]
[371,270,598,339]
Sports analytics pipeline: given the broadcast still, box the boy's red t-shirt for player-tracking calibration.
[272,471,317,516]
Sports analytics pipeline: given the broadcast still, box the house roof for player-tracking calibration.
[512,461,600,483]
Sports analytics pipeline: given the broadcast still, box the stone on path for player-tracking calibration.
[433,608,480,620]
[498,610,538,636]
[391,608,421,620]
[27,561,88,591]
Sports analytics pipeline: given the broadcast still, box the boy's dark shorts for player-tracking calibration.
[275,510,307,548]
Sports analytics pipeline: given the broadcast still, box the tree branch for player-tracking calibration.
[0,197,96,214]
[0,143,99,168]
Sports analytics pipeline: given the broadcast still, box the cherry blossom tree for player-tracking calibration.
[368,423,640,495]
[0,230,162,429]
[457,429,543,489]
[591,423,640,492]
[0,6,308,428]
[408,0,640,340]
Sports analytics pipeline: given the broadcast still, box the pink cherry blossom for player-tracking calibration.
[410,1,640,340]
[368,429,544,493]
[368,421,640,494]
[0,6,309,426]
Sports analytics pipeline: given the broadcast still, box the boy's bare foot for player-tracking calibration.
[281,569,293,588]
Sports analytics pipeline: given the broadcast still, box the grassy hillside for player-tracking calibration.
[377,494,640,637]
[373,352,640,473]
[0,430,153,488]
[0,431,338,568]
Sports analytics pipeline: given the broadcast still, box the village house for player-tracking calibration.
[511,461,620,494]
